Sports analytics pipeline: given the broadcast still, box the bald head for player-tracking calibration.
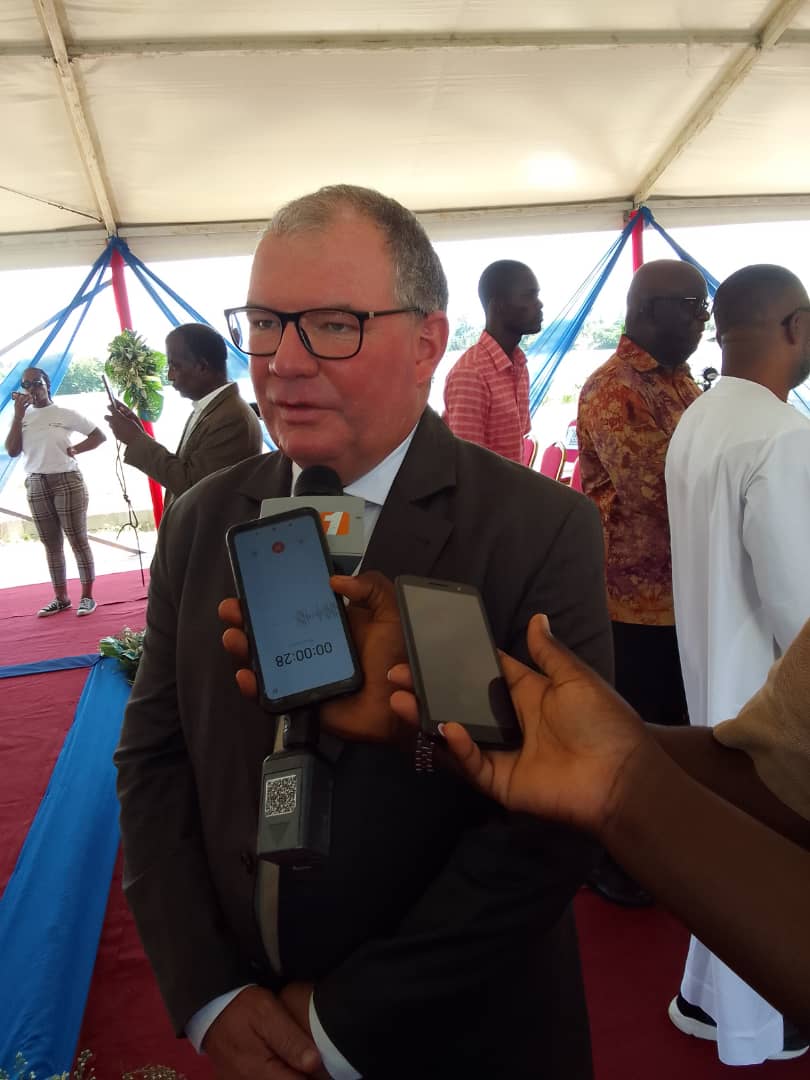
[626,259,708,313]
[712,264,810,397]
[713,264,808,339]
[624,259,709,368]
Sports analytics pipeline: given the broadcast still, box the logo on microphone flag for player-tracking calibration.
[320,509,351,536]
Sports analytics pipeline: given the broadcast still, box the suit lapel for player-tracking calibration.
[180,384,237,452]
[362,409,456,580]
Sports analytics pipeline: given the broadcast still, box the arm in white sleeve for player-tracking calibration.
[309,995,361,1079]
[743,427,810,651]
[186,985,254,1053]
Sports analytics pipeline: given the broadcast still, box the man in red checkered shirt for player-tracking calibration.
[442,261,542,462]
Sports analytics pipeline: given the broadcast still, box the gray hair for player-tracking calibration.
[262,184,449,313]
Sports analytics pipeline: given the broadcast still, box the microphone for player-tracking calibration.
[256,465,362,867]
[260,465,365,574]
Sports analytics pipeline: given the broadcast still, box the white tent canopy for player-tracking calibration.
[3,0,810,268]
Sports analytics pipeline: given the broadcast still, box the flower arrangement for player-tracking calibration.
[0,1050,184,1080]
[105,330,166,422]
[98,627,146,684]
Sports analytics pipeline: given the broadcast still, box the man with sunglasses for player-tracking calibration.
[576,259,708,906]
[5,367,106,617]
[665,264,810,1065]
[115,184,612,1079]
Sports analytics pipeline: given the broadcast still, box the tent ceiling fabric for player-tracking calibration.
[3,0,810,267]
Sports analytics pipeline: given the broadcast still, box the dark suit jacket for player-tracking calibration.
[123,381,263,507]
[115,408,612,1078]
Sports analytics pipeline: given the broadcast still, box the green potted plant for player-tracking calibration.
[98,626,146,684]
[105,330,166,422]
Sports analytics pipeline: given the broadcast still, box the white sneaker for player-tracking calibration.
[669,995,808,1060]
[76,597,97,617]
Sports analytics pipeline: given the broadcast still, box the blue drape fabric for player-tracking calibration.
[0,658,129,1077]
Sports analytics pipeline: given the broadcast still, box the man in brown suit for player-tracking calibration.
[105,322,262,507]
[114,186,612,1080]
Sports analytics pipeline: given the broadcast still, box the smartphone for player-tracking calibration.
[101,373,116,408]
[227,508,363,713]
[395,575,521,748]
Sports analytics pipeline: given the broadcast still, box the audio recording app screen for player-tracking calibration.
[233,514,356,701]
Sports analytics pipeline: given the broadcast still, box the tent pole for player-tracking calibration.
[630,208,644,271]
[110,245,164,529]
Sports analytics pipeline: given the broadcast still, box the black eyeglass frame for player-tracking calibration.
[645,295,711,319]
[20,378,46,390]
[223,305,425,360]
[780,305,810,327]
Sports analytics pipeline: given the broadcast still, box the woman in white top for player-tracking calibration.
[4,367,106,617]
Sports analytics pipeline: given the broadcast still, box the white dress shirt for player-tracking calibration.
[178,382,233,450]
[187,426,418,1077]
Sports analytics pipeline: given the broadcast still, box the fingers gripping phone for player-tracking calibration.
[101,373,117,409]
[395,575,521,748]
[227,508,363,714]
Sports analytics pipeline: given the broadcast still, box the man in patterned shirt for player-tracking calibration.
[442,260,542,462]
[576,259,708,904]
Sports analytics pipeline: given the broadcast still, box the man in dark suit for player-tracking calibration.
[105,322,263,508]
[114,185,612,1079]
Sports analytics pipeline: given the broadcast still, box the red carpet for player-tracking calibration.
[2,573,807,1078]
[0,569,150,666]
[0,667,90,895]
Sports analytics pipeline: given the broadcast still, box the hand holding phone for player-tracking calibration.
[395,575,521,748]
[226,508,363,714]
[101,373,117,409]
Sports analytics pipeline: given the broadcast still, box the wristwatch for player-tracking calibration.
[415,730,435,773]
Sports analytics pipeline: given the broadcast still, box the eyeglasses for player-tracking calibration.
[224,305,423,360]
[780,306,810,326]
[647,296,711,319]
[20,378,45,390]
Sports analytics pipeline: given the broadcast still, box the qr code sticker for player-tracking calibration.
[264,773,297,818]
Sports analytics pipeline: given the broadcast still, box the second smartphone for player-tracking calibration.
[227,508,363,714]
[395,575,521,748]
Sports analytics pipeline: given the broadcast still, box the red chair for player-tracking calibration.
[538,442,565,482]
[569,455,583,492]
[522,436,538,469]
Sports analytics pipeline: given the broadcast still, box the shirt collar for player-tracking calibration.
[617,334,692,377]
[480,330,528,373]
[290,424,418,506]
[191,382,231,414]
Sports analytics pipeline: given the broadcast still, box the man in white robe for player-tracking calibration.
[665,263,810,1064]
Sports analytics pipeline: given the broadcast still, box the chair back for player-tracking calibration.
[522,436,538,469]
[538,442,565,482]
[570,455,583,491]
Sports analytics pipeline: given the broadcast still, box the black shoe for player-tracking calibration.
[669,994,808,1060]
[587,855,654,907]
[781,1021,809,1060]
[668,993,717,1040]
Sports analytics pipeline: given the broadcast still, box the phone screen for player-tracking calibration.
[228,510,361,711]
[397,577,520,747]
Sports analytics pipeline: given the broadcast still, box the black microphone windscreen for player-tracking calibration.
[294,465,343,497]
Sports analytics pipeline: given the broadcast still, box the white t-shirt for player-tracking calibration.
[20,403,97,475]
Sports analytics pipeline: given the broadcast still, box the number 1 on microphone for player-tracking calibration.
[320,510,350,536]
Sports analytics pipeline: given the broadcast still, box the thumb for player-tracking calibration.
[440,722,491,789]
[525,613,582,684]
[332,571,398,619]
